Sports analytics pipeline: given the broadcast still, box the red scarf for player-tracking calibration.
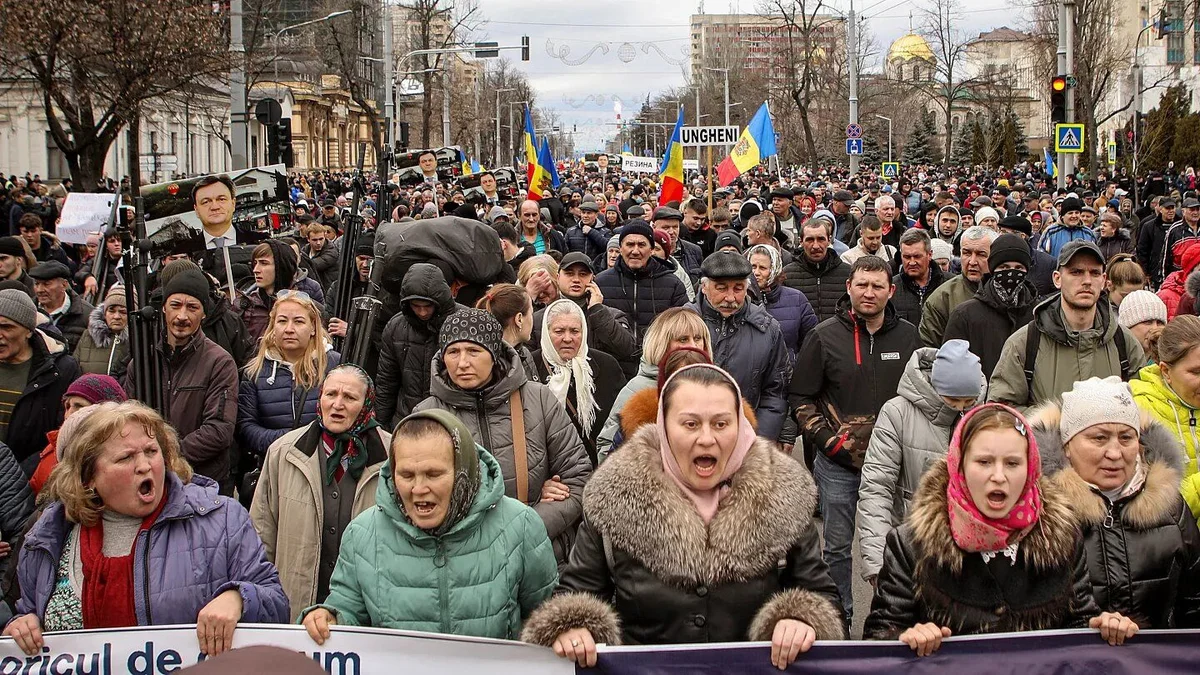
[80,486,168,628]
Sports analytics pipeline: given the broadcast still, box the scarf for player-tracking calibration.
[392,409,482,538]
[80,484,169,628]
[990,268,1029,306]
[745,244,783,289]
[945,403,1043,553]
[1094,453,1148,504]
[319,366,381,485]
[539,299,597,433]
[657,364,757,523]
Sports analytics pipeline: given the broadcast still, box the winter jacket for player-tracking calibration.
[531,349,625,458]
[1029,248,1058,298]
[203,291,254,369]
[128,332,239,488]
[235,276,325,344]
[376,265,465,428]
[594,257,689,344]
[303,244,339,290]
[681,224,718,259]
[44,291,92,354]
[596,361,657,462]
[7,332,79,470]
[856,348,984,579]
[306,446,558,638]
[672,239,704,282]
[663,253,696,302]
[918,274,979,347]
[0,441,33,581]
[1161,221,1200,279]
[520,427,845,647]
[1138,215,1176,286]
[532,299,637,380]
[864,459,1099,638]
[988,296,1147,410]
[1033,402,1200,629]
[414,351,592,561]
[760,283,818,358]
[565,223,612,259]
[890,265,947,328]
[249,423,390,621]
[237,349,342,457]
[72,304,129,378]
[789,296,920,471]
[942,275,1038,378]
[1130,364,1200,520]
[780,251,852,324]
[1037,223,1097,260]
[1097,228,1136,261]
[14,473,289,625]
[688,297,792,440]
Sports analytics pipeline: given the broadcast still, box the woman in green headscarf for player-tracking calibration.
[299,409,560,641]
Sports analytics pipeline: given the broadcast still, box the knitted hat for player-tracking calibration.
[714,230,744,253]
[988,233,1032,271]
[0,288,38,330]
[930,238,954,262]
[999,215,1032,236]
[103,284,126,309]
[162,268,212,314]
[701,250,752,280]
[619,221,655,246]
[974,206,1000,226]
[606,234,621,251]
[1060,376,1140,445]
[1117,290,1167,329]
[652,228,673,258]
[65,374,128,405]
[420,202,439,219]
[354,231,375,257]
[1059,197,1084,215]
[158,258,203,289]
[930,340,984,398]
[438,308,506,365]
[0,236,25,259]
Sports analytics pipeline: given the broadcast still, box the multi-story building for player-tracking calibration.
[689,12,845,85]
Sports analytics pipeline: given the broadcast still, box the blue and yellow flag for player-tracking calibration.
[524,107,538,185]
[717,102,777,187]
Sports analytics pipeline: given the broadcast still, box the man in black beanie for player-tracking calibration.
[327,231,375,341]
[0,236,33,295]
[997,214,1056,296]
[593,220,689,344]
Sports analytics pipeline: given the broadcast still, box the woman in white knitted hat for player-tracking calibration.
[1118,290,1167,363]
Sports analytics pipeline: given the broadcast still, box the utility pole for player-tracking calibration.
[229,0,248,170]
[495,87,515,168]
[1056,0,1076,188]
[383,9,394,154]
[442,57,452,146]
[848,0,860,175]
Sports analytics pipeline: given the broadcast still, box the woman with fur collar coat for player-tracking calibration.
[1032,378,1200,629]
[864,400,1137,657]
[522,364,844,670]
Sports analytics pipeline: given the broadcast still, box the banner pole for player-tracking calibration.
[706,145,714,216]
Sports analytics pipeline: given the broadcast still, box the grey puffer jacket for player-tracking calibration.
[595,361,657,462]
[855,348,984,579]
[414,350,592,562]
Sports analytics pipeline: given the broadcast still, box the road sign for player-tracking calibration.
[1107,140,1117,166]
[881,162,899,178]
[680,125,739,146]
[846,138,863,155]
[398,78,424,96]
[1054,123,1084,153]
[846,123,863,139]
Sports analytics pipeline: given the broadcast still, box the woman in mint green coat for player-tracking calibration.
[300,409,558,641]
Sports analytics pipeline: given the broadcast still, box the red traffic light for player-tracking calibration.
[1052,76,1067,92]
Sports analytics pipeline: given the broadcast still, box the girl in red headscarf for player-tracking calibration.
[864,403,1139,656]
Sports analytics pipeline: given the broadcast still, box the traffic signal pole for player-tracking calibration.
[848,0,860,175]
[1057,0,1076,188]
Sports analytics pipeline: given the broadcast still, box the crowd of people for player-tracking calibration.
[0,159,1198,668]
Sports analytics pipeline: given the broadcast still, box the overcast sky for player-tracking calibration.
[474,0,1017,153]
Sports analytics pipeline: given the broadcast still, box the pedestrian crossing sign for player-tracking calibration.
[1055,123,1084,154]
[881,162,899,178]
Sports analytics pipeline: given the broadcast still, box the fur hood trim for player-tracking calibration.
[520,593,622,647]
[1030,401,1186,530]
[582,424,817,587]
[86,303,124,347]
[907,459,1079,576]
[618,387,759,440]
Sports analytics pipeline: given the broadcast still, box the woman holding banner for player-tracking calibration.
[4,401,288,656]
[864,399,1140,656]
[522,364,844,671]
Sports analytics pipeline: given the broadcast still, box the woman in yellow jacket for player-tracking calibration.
[1130,315,1200,520]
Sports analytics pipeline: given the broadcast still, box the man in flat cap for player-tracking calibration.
[687,250,791,440]
[29,260,92,352]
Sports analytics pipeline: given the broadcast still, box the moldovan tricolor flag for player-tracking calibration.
[528,138,558,201]
[717,102,777,187]
[658,107,685,205]
[523,107,538,184]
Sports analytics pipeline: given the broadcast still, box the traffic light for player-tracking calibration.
[398,122,410,150]
[272,119,293,168]
[521,35,530,61]
[1050,76,1067,126]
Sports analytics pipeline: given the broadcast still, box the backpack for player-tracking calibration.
[1022,319,1130,402]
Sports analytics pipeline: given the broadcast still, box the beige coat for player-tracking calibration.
[249,422,391,621]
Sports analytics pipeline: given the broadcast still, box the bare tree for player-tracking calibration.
[0,0,228,188]
[919,0,990,162]
[316,0,384,166]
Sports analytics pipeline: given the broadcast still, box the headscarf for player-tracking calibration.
[436,308,509,387]
[656,364,757,523]
[539,299,597,432]
[946,403,1043,553]
[392,409,481,538]
[318,365,381,485]
[745,244,782,286]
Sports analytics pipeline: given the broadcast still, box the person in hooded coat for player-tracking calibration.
[293,409,558,640]
[521,365,844,670]
[236,240,322,343]
[1032,377,1200,629]
[375,263,465,429]
[746,244,817,358]
[943,234,1039,379]
[72,284,129,378]
[414,309,592,564]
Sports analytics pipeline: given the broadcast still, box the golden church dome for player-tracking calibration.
[888,33,934,62]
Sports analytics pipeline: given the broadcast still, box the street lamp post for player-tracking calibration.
[875,114,893,163]
[704,67,730,128]
[273,11,355,87]
[495,88,516,168]
[509,101,529,166]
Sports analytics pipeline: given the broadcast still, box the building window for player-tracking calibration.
[170,131,177,154]
[1194,6,1200,64]
[1167,0,1185,63]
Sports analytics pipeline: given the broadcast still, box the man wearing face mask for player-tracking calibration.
[919,226,998,347]
[943,234,1039,378]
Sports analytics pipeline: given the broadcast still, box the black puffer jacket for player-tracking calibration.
[1034,402,1200,629]
[864,459,1100,638]
[9,333,80,470]
[520,427,845,647]
[375,263,465,428]
[780,251,851,324]
[942,274,1038,379]
[304,243,339,290]
[594,257,689,344]
[890,265,946,327]
[0,442,33,539]
[202,291,254,369]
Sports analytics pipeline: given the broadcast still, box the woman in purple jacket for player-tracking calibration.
[3,401,288,656]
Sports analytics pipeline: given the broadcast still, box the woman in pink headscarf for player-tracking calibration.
[864,402,1140,657]
[522,364,844,670]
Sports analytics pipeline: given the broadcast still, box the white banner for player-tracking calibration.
[618,156,658,173]
[683,159,700,171]
[0,624,571,675]
[57,193,116,245]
